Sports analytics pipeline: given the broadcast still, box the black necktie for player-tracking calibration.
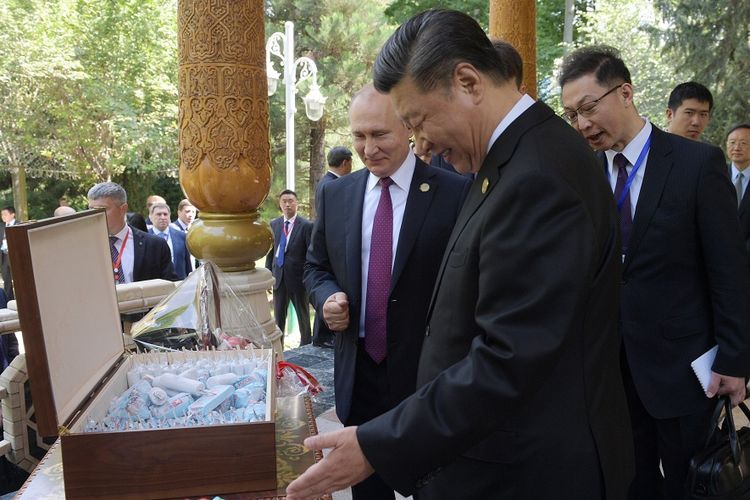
[613,153,633,251]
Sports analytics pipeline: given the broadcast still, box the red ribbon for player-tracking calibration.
[276,361,323,396]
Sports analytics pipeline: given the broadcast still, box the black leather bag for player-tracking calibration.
[686,397,750,499]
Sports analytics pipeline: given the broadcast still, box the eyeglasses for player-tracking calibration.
[562,84,623,124]
[727,140,750,149]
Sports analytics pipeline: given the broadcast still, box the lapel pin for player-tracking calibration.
[481,177,489,194]
[419,182,430,192]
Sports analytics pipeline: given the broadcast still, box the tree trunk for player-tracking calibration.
[563,0,575,52]
[308,114,326,220]
[10,163,28,221]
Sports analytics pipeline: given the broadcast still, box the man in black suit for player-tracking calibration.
[265,190,313,346]
[87,182,177,283]
[727,123,750,267]
[560,46,750,499]
[0,206,17,300]
[311,147,354,348]
[148,202,193,280]
[303,78,468,499]
[318,146,353,195]
[288,10,632,500]
[665,82,713,141]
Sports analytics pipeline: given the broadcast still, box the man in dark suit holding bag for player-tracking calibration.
[288,10,634,500]
[560,45,750,499]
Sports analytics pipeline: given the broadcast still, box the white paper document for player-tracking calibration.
[691,345,718,393]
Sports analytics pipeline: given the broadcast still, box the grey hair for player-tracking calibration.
[87,182,127,204]
[150,202,171,215]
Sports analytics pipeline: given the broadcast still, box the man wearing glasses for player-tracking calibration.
[560,45,750,499]
[727,123,750,267]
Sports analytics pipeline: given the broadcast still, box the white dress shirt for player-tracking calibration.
[111,224,134,283]
[274,214,297,259]
[152,228,174,260]
[605,119,653,219]
[358,153,416,337]
[486,94,536,153]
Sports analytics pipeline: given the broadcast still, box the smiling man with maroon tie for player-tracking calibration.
[304,83,470,499]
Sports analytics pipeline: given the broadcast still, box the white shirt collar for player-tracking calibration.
[112,224,131,241]
[283,215,297,224]
[366,151,416,193]
[605,118,652,167]
[487,94,536,153]
[731,164,749,179]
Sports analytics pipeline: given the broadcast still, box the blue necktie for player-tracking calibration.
[158,232,168,240]
[276,220,290,267]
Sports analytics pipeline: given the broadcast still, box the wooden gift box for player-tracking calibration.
[6,210,277,499]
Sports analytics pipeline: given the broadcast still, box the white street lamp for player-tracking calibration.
[266,21,327,192]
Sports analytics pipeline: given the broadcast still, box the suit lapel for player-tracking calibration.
[622,128,672,272]
[390,158,436,294]
[739,176,750,217]
[287,216,303,249]
[132,229,145,281]
[346,171,367,306]
[425,101,556,319]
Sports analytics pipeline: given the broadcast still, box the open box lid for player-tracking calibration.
[7,210,124,437]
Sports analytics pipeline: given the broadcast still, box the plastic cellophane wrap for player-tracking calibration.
[130,262,271,352]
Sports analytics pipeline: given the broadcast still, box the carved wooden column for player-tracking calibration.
[489,0,537,99]
[177,0,283,356]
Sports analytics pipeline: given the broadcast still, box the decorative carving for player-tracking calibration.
[178,0,271,214]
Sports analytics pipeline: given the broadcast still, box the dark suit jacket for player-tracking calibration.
[149,226,192,280]
[734,167,750,268]
[132,228,178,282]
[615,128,750,419]
[305,158,471,424]
[357,102,634,499]
[265,215,313,294]
[315,171,339,202]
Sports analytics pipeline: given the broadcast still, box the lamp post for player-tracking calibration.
[266,21,327,192]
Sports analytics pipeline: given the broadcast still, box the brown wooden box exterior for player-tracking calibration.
[7,211,277,499]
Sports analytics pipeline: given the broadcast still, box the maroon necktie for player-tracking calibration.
[613,153,633,251]
[364,177,393,364]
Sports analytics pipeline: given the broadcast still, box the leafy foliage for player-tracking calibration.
[564,0,682,128]
[264,0,393,219]
[651,0,750,146]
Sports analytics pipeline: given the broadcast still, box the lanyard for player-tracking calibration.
[112,229,130,277]
[616,136,651,211]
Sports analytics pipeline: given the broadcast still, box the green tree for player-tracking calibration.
[652,0,750,146]
[265,0,393,219]
[569,0,680,127]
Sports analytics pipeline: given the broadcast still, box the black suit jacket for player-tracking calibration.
[615,128,750,419]
[357,102,634,499]
[734,167,750,268]
[316,171,339,201]
[304,158,471,423]
[265,215,313,294]
[132,228,178,282]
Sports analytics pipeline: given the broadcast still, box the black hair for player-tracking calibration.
[668,82,713,112]
[1,206,15,215]
[558,45,631,89]
[278,189,298,199]
[726,123,750,139]
[373,9,513,93]
[492,39,523,89]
